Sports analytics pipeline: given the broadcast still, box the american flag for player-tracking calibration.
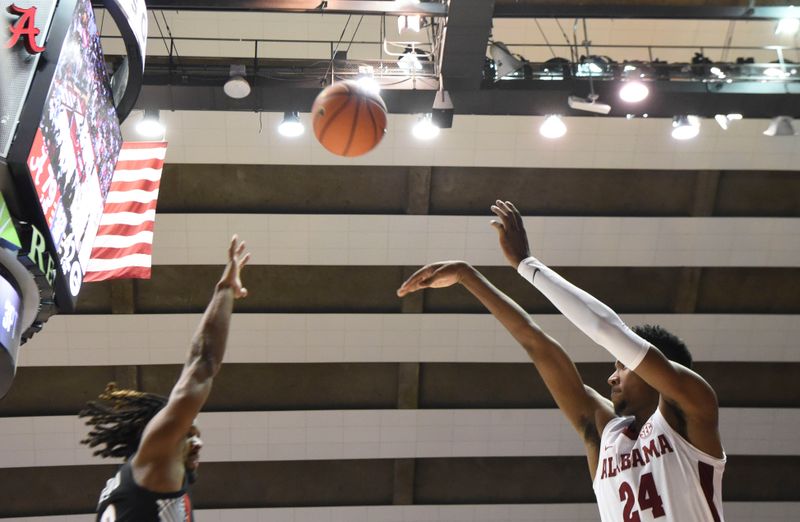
[83,141,167,282]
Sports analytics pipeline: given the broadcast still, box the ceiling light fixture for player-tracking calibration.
[763,116,797,137]
[356,65,381,95]
[278,111,304,137]
[398,47,423,71]
[540,115,567,139]
[397,14,421,34]
[136,109,165,138]
[412,113,440,140]
[619,81,649,103]
[776,8,800,35]
[489,42,526,79]
[671,115,701,140]
[714,113,743,130]
[224,64,251,99]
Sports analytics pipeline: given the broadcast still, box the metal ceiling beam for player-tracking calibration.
[439,0,495,91]
[135,79,800,118]
[493,0,794,21]
[95,0,448,15]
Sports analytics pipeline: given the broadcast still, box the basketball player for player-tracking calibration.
[397,201,725,521]
[80,235,250,522]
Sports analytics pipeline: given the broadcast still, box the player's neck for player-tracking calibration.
[629,402,658,432]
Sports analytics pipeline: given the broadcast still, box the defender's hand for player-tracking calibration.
[217,235,251,299]
[490,200,531,268]
[396,261,468,297]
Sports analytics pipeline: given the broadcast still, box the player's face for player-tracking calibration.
[182,425,203,474]
[608,361,657,416]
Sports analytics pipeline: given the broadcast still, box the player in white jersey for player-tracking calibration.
[397,200,724,521]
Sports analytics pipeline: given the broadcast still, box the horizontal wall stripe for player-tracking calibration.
[0,408,796,469]
[73,266,800,315]
[3,502,800,522]
[150,215,800,267]
[153,165,800,218]
[20,314,800,367]
[1,457,798,516]
[3,362,798,417]
[5,502,800,522]
[126,112,800,171]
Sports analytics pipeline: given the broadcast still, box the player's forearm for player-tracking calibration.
[188,285,235,380]
[517,257,649,369]
[458,265,552,355]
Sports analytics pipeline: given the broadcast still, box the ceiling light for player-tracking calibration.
[576,55,611,77]
[278,111,304,137]
[412,113,439,140]
[540,115,567,139]
[398,49,423,71]
[763,116,796,137]
[224,64,251,99]
[764,66,789,78]
[776,16,800,35]
[671,115,700,140]
[567,95,611,115]
[714,114,730,130]
[619,81,649,103]
[136,109,165,138]
[356,65,381,95]
[489,42,525,79]
[397,14,421,34]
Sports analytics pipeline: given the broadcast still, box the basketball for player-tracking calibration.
[311,80,388,157]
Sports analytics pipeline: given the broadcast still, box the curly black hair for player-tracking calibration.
[79,383,167,460]
[632,324,693,369]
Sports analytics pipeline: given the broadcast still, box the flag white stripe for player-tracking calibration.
[111,168,164,182]
[89,231,154,249]
[98,209,156,226]
[117,147,167,161]
[104,189,160,204]
[85,253,153,272]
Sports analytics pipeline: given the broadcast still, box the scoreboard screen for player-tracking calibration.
[24,0,122,298]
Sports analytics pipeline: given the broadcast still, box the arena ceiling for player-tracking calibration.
[1,1,799,521]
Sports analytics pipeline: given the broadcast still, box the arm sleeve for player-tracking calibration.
[517,256,650,369]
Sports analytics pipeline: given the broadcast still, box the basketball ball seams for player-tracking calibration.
[366,101,379,146]
[317,95,356,148]
[342,95,364,156]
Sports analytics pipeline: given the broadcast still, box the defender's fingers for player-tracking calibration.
[229,235,239,257]
[505,201,523,229]
[489,220,505,234]
[239,252,251,268]
[490,205,513,229]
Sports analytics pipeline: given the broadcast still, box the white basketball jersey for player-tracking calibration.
[593,407,725,521]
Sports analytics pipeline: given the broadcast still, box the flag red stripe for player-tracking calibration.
[85,141,166,283]
[102,200,158,216]
[89,243,153,260]
[115,158,165,170]
[84,266,152,282]
[109,179,161,192]
[95,221,155,237]
[117,141,167,150]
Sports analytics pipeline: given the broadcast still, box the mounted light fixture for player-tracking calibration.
[397,14,421,34]
[431,89,454,129]
[278,111,304,137]
[776,7,800,35]
[619,81,649,103]
[489,42,525,79]
[136,109,165,138]
[398,46,423,71]
[356,65,381,95]
[763,116,796,137]
[671,115,701,140]
[540,115,567,139]
[224,64,251,99]
[714,113,742,130]
[412,113,439,140]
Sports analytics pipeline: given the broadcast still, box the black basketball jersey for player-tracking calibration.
[96,461,194,522]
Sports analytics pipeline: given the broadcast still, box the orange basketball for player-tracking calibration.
[312,80,388,157]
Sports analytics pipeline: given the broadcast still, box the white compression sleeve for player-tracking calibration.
[517,257,650,369]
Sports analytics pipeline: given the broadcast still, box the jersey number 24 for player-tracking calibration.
[619,472,665,521]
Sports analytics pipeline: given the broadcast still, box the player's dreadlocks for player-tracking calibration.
[79,382,167,460]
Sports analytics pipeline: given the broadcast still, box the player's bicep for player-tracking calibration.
[524,337,613,441]
[636,348,719,421]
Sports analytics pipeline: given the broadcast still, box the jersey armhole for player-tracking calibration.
[654,406,726,466]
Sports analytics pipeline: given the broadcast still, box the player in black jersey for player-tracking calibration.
[80,236,250,522]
